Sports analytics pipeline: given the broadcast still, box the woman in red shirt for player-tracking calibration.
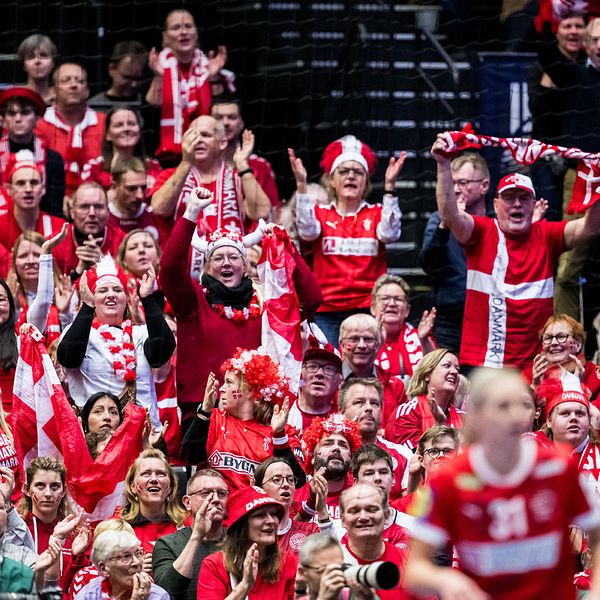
[197,485,298,599]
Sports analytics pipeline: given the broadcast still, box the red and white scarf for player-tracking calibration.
[91,318,137,382]
[440,124,600,214]
[0,135,46,184]
[157,47,211,157]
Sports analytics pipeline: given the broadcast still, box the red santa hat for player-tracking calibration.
[537,366,590,417]
[6,150,43,183]
[85,255,130,293]
[301,413,362,472]
[225,485,285,529]
[302,334,342,371]
[496,173,536,198]
[320,135,378,175]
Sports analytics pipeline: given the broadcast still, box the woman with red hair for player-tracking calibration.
[182,347,305,491]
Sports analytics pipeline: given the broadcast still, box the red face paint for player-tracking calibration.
[232,390,242,400]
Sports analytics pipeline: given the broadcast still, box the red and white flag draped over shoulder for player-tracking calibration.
[439,125,600,214]
[258,229,303,394]
[11,324,145,521]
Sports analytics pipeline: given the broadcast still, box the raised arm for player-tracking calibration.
[377,152,406,243]
[289,148,322,241]
[563,198,600,249]
[431,133,474,244]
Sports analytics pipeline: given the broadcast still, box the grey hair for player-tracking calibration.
[339,313,382,348]
[91,530,140,567]
[298,532,340,567]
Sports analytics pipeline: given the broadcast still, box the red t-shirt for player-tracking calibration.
[411,439,600,599]
[197,549,298,599]
[277,518,319,554]
[107,201,159,241]
[293,481,347,522]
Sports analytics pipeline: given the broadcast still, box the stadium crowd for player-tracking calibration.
[3,3,600,599]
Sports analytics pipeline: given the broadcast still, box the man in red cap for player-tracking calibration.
[35,63,106,200]
[0,86,65,217]
[432,131,600,372]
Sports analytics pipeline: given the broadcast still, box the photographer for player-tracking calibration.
[296,533,374,600]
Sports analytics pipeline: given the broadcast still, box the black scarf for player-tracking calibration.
[202,273,254,310]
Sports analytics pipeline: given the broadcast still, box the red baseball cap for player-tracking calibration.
[303,335,342,371]
[225,485,285,529]
[0,86,46,116]
[496,173,536,198]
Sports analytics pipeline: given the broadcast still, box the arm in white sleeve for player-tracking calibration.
[295,193,322,242]
[27,254,54,333]
[377,195,402,243]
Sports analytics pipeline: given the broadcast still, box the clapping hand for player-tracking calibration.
[271,398,290,435]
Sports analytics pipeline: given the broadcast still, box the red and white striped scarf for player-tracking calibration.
[0,135,46,184]
[440,125,600,214]
[157,47,211,157]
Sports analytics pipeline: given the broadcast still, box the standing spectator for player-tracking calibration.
[385,349,462,450]
[405,367,600,599]
[81,108,162,197]
[152,470,227,600]
[17,34,57,106]
[117,230,161,283]
[89,41,148,112]
[52,183,125,279]
[290,136,405,344]
[419,152,489,351]
[0,87,65,217]
[146,8,227,159]
[197,485,298,599]
[371,274,436,385]
[0,279,18,412]
[36,63,106,199]
[431,132,600,372]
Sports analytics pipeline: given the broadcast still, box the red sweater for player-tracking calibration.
[160,217,322,421]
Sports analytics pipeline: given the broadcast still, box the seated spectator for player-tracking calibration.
[0,152,65,260]
[294,414,362,523]
[57,254,175,425]
[0,279,18,410]
[350,444,411,549]
[252,457,321,554]
[81,108,162,196]
[151,116,271,263]
[339,483,408,599]
[0,88,65,216]
[17,34,57,106]
[160,187,320,425]
[530,314,600,402]
[287,337,342,433]
[371,274,436,385]
[52,183,125,279]
[385,349,462,449]
[339,378,411,500]
[146,8,227,159]
[152,469,227,600]
[290,136,405,344]
[120,449,187,553]
[339,314,407,425]
[107,160,159,241]
[35,63,106,199]
[89,41,148,112]
[197,485,298,599]
[182,347,305,491]
[76,530,168,600]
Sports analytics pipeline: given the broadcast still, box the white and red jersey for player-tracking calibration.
[107,201,159,241]
[287,399,336,434]
[460,216,566,372]
[376,322,425,380]
[340,511,410,553]
[385,394,463,450]
[377,436,412,498]
[277,518,319,554]
[412,439,600,600]
[206,409,305,492]
[154,365,183,465]
[35,106,105,196]
[293,482,346,522]
[573,438,600,505]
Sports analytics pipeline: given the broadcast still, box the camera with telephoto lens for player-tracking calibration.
[341,561,400,590]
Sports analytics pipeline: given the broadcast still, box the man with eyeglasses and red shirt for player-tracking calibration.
[431,132,600,372]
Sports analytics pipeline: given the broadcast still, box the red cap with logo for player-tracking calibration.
[496,173,536,198]
[537,366,590,417]
[225,485,285,529]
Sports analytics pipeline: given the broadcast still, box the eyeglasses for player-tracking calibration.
[336,167,366,178]
[210,254,243,265]
[376,295,407,305]
[423,447,456,459]
[498,193,534,204]
[188,488,230,500]
[453,179,484,188]
[303,362,339,377]
[109,548,145,564]
[541,332,572,345]
[343,335,377,346]
[262,474,297,487]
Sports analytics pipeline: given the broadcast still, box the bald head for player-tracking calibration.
[186,116,227,164]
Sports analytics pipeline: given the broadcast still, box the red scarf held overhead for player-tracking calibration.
[0,135,46,184]
[157,47,211,157]
[439,125,600,214]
